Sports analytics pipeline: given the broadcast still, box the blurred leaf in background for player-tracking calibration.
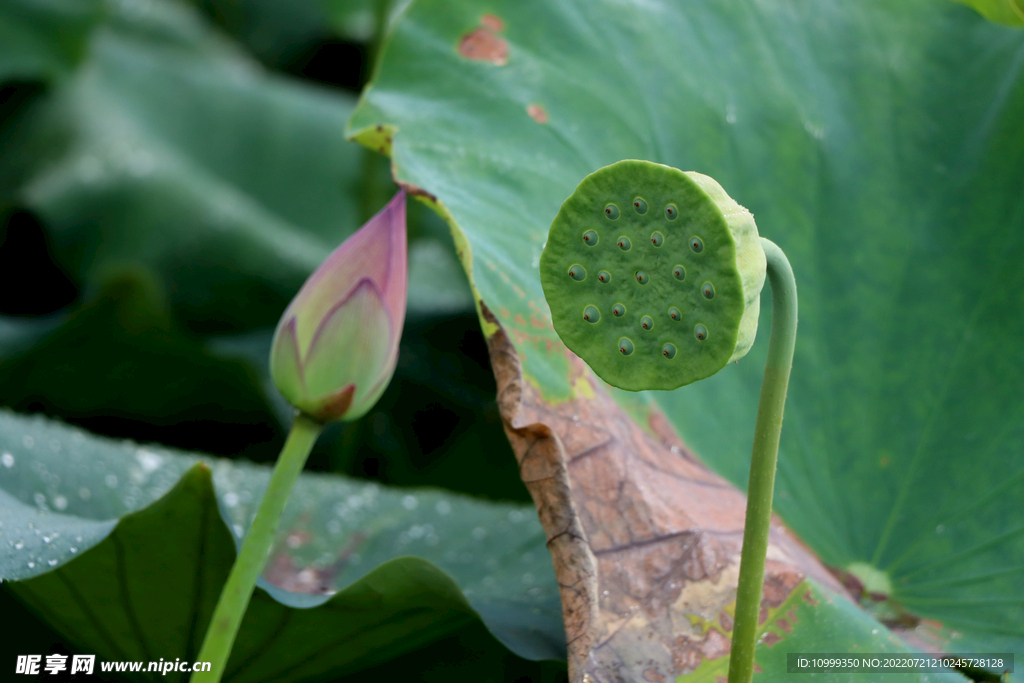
[0,0,517,500]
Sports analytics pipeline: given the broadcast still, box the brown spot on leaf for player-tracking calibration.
[777,617,792,633]
[458,23,508,66]
[804,589,820,606]
[642,669,665,683]
[718,610,733,632]
[514,314,528,326]
[703,628,731,659]
[762,631,782,648]
[481,13,505,31]
[528,104,549,123]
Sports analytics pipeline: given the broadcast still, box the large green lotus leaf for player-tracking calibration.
[0,409,566,679]
[347,0,1024,671]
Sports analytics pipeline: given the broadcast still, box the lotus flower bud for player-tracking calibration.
[540,160,766,391]
[271,191,407,422]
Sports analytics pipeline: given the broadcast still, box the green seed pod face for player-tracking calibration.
[539,160,767,391]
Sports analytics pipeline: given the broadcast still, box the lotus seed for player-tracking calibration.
[662,343,677,359]
[598,270,611,283]
[568,264,586,281]
[612,304,626,317]
[641,316,653,330]
[695,324,708,341]
[668,307,681,321]
[702,282,715,299]
[665,204,678,220]
[605,204,620,219]
[650,231,664,247]
[635,270,649,284]
[583,305,601,323]
[583,230,598,245]
[673,265,686,281]
[633,197,648,214]
[618,337,634,355]
[690,236,704,253]
[617,236,631,251]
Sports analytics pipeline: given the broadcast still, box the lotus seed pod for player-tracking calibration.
[539,160,766,391]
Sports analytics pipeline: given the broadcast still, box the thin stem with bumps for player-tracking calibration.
[727,238,797,683]
[191,412,323,683]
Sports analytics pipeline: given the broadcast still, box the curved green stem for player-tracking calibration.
[191,412,323,683]
[727,238,797,683]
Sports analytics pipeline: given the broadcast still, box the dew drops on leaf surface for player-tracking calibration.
[632,197,648,214]
[604,204,619,219]
[583,230,598,245]
[617,236,631,251]
[568,264,586,281]
[583,305,600,323]
[618,337,634,355]
[650,231,663,247]
[702,282,715,299]
[690,236,704,253]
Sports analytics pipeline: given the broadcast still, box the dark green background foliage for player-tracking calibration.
[1,0,1022,681]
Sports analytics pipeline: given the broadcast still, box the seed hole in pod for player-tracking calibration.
[634,270,649,285]
[673,265,686,281]
[604,204,620,220]
[690,236,704,253]
[694,324,708,341]
[612,304,626,317]
[662,343,677,359]
[650,231,664,247]
[597,270,611,283]
[640,316,653,330]
[583,305,600,323]
[568,264,586,281]
[668,307,681,321]
[583,230,598,245]
[665,204,678,220]
[617,236,631,251]
[702,282,715,299]
[633,197,648,214]
[618,337,634,355]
